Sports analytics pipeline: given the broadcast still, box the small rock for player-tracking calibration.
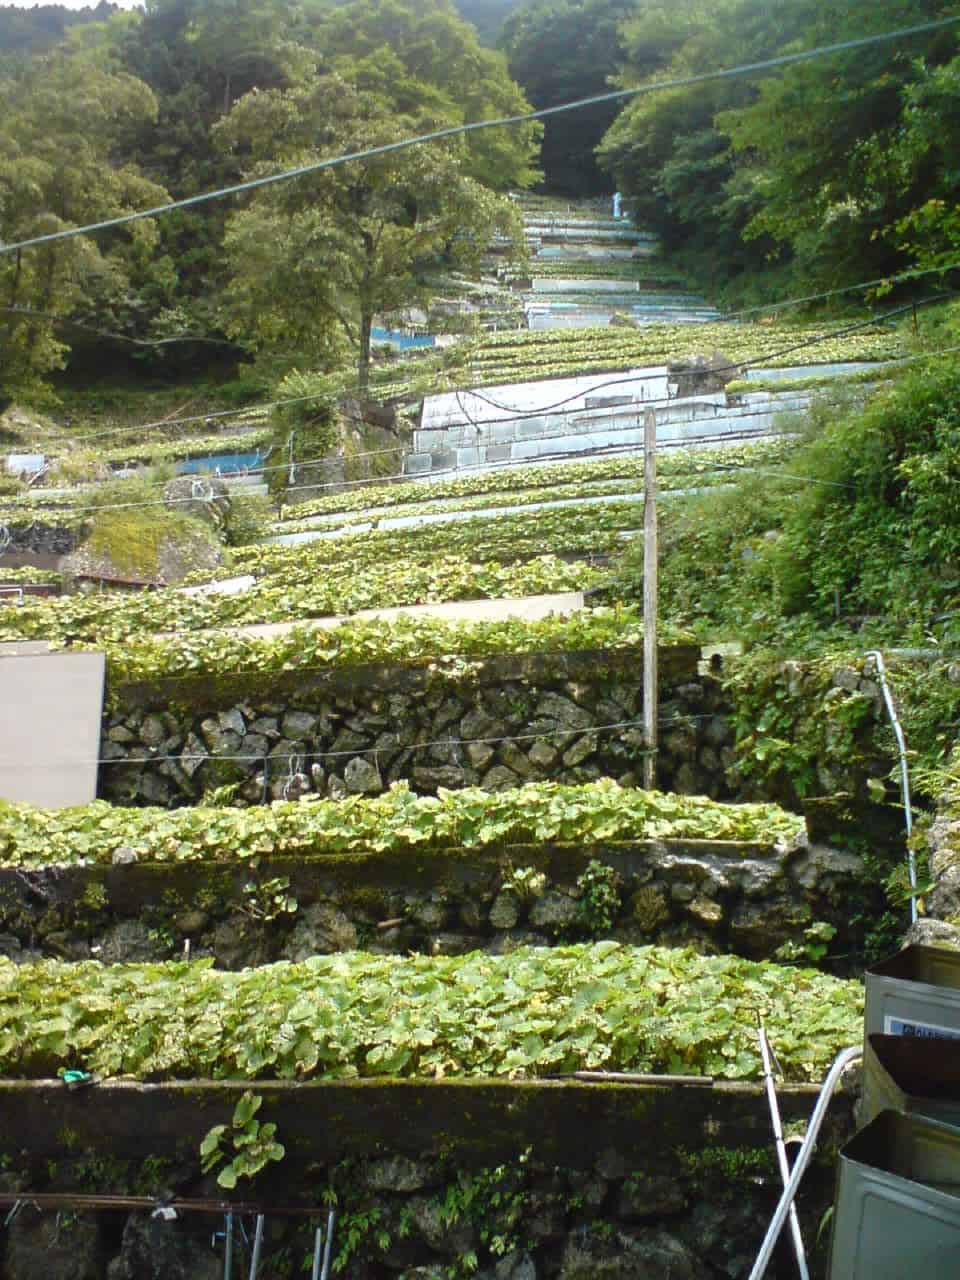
[344,756,383,794]
[180,733,207,777]
[832,666,861,692]
[489,892,520,930]
[140,714,167,747]
[283,904,357,959]
[282,710,319,739]
[498,742,536,779]
[99,921,168,963]
[466,741,496,770]
[482,765,520,792]
[218,707,246,737]
[239,733,269,760]
[534,693,592,732]
[408,1195,477,1256]
[112,845,139,866]
[495,1251,537,1280]
[686,895,723,926]
[364,1156,439,1193]
[528,739,558,768]
[906,918,960,950]
[563,734,597,768]
[106,725,137,744]
[407,894,450,930]
[529,890,579,931]
[249,717,280,738]
[412,765,468,791]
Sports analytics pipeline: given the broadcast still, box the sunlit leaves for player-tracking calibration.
[0,944,863,1083]
[0,777,803,870]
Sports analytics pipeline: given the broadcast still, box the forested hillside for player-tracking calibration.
[0,0,540,400]
[2,0,959,401]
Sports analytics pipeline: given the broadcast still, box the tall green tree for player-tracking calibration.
[597,0,798,287]
[719,0,959,291]
[0,46,169,396]
[500,0,636,195]
[114,0,312,325]
[215,74,524,387]
[306,0,541,191]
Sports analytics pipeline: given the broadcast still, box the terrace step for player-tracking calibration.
[0,1076,853,1169]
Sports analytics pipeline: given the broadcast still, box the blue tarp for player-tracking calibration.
[371,327,435,350]
[175,451,264,475]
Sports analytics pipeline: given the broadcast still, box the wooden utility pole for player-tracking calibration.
[642,407,658,790]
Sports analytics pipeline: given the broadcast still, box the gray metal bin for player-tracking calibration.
[828,1110,960,1278]
[865,945,960,1039]
[862,1033,960,1128]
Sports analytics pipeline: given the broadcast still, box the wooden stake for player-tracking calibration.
[642,408,658,790]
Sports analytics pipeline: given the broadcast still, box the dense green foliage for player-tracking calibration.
[0,41,171,396]
[242,503,644,574]
[278,439,789,523]
[0,555,601,644]
[597,0,960,301]
[500,0,634,195]
[612,356,960,642]
[82,605,685,688]
[0,3,115,63]
[0,779,802,869]
[0,943,861,1081]
[358,319,903,402]
[0,0,536,396]
[214,67,528,385]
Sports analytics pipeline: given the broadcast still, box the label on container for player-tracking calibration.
[884,1014,960,1040]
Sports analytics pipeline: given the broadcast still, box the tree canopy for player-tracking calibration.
[597,0,960,299]
[0,43,170,395]
[0,0,536,397]
[215,72,524,385]
[500,0,635,196]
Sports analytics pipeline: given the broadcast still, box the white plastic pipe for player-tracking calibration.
[311,1226,323,1280]
[748,1045,862,1280]
[865,650,917,923]
[758,1025,810,1280]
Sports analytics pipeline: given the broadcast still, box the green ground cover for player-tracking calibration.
[87,606,684,688]
[0,556,602,645]
[0,942,861,1082]
[0,779,803,869]
[364,322,904,402]
[237,504,647,578]
[278,440,787,525]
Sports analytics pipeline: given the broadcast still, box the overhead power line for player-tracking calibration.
[3,321,954,523]
[19,257,960,448]
[449,297,946,417]
[723,261,960,319]
[1,16,957,257]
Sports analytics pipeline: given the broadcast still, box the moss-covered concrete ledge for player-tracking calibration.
[98,646,733,808]
[111,645,702,710]
[0,1080,853,1280]
[0,834,867,965]
[0,1077,854,1169]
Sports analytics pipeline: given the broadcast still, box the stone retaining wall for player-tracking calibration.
[99,648,734,810]
[0,834,866,968]
[0,1079,853,1280]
